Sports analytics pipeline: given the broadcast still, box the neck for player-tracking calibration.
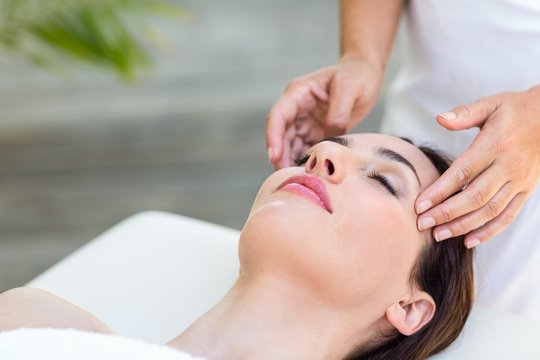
[167,274,376,360]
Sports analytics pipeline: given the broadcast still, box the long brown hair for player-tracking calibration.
[345,142,475,360]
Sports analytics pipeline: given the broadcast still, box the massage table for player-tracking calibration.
[19,211,540,359]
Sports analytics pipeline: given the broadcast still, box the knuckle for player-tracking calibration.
[471,187,492,208]
[501,212,516,226]
[326,114,348,128]
[461,104,474,117]
[455,166,474,186]
[494,135,510,155]
[438,207,454,223]
[284,82,295,92]
[508,154,525,172]
[286,78,305,92]
[432,189,447,204]
[334,74,361,92]
[493,140,505,157]
[333,72,350,85]
[450,222,467,237]
[485,200,502,218]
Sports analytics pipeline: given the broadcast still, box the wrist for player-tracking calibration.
[338,52,386,80]
[339,51,386,72]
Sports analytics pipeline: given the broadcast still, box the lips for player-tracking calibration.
[276,174,333,213]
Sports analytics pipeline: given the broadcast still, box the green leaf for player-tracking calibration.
[0,0,188,83]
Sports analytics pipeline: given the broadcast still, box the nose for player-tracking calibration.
[305,143,347,183]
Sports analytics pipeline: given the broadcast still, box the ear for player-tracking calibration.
[385,291,436,336]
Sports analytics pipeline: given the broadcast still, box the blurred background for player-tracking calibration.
[0,0,400,292]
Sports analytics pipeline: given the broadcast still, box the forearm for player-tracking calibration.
[340,0,406,70]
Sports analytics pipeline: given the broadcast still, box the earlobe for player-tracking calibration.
[385,292,436,336]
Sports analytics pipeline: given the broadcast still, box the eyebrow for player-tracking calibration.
[374,147,422,186]
[319,136,422,187]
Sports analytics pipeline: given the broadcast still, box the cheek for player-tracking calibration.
[332,193,419,300]
[337,188,405,251]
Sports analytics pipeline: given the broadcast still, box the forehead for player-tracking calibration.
[345,133,440,190]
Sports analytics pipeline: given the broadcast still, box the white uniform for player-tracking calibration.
[381,0,540,319]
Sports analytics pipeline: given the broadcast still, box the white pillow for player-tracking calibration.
[27,211,540,358]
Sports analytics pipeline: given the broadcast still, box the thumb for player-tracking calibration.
[325,77,358,133]
[436,97,499,131]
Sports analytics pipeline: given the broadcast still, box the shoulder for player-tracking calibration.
[0,287,112,334]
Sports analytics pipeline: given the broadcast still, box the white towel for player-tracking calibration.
[0,328,205,360]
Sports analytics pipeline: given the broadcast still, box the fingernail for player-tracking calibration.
[440,111,457,121]
[416,200,432,214]
[267,147,274,161]
[466,238,480,249]
[418,217,436,231]
[435,229,452,242]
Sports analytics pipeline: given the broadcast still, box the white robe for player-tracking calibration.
[381,0,540,320]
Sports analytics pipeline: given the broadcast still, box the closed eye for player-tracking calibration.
[367,171,398,196]
[294,153,310,166]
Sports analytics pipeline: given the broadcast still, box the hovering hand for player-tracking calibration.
[266,57,383,168]
[416,86,540,248]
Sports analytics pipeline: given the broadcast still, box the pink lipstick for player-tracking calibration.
[277,174,333,213]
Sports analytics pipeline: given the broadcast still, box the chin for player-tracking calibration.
[239,196,330,279]
[242,196,314,240]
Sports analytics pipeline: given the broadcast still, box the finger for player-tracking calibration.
[307,103,339,140]
[295,118,312,137]
[417,164,507,230]
[266,86,318,163]
[310,78,330,102]
[430,181,514,241]
[295,102,326,138]
[295,112,326,145]
[266,97,296,163]
[302,121,325,145]
[416,135,495,214]
[275,125,297,169]
[295,69,332,103]
[325,76,359,131]
[462,192,527,248]
[436,96,501,131]
[291,136,305,162]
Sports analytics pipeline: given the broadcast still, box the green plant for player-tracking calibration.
[0,0,188,82]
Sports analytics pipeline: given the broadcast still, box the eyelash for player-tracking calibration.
[367,171,398,196]
[295,153,398,197]
[294,153,310,166]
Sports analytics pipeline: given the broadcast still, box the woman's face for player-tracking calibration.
[239,133,440,311]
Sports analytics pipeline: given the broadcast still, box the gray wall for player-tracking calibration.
[0,0,401,291]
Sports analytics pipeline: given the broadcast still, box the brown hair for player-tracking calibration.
[345,142,475,360]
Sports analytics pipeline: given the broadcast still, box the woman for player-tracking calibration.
[0,134,473,359]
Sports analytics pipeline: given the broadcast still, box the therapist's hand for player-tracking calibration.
[266,57,383,168]
[416,86,540,248]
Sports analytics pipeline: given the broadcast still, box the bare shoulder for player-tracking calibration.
[0,287,114,334]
